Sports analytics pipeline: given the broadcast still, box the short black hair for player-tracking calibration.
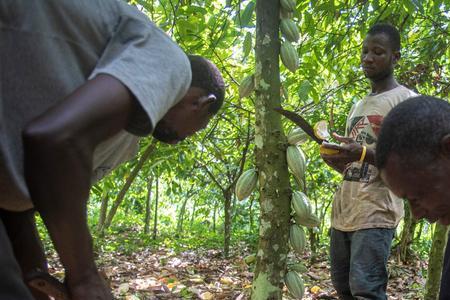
[376,96,450,169]
[367,23,401,52]
[188,55,225,114]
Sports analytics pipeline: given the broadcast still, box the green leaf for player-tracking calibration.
[243,32,252,59]
[298,80,313,100]
[238,1,255,28]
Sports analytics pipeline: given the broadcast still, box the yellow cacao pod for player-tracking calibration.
[280,18,300,43]
[280,0,296,12]
[285,271,305,299]
[295,212,320,228]
[287,128,308,145]
[239,74,255,98]
[292,191,311,220]
[287,145,306,182]
[290,224,307,255]
[235,168,257,201]
[280,41,299,72]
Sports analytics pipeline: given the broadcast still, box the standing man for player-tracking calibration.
[320,23,417,299]
[376,95,450,300]
[0,0,225,299]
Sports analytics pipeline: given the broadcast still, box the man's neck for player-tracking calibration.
[369,76,399,95]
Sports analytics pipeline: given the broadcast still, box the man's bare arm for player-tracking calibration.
[23,74,134,299]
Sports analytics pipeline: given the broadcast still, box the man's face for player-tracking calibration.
[361,33,399,81]
[152,87,214,144]
[381,153,450,225]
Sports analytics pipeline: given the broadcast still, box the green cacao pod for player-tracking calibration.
[295,212,320,228]
[287,145,306,182]
[290,224,307,255]
[289,262,308,273]
[280,0,296,12]
[280,18,300,43]
[280,8,294,19]
[285,271,305,299]
[280,41,299,72]
[292,191,311,220]
[244,254,256,264]
[235,168,257,201]
[287,128,308,145]
[239,74,255,98]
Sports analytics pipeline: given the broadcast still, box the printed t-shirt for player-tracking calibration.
[331,85,417,231]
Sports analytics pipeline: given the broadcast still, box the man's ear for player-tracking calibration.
[393,51,401,66]
[195,94,216,111]
[440,134,450,158]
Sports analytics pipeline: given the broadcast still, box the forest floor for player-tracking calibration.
[47,243,426,299]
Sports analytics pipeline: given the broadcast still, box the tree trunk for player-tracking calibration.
[100,141,156,233]
[176,195,189,234]
[144,176,153,234]
[152,177,159,240]
[251,1,292,299]
[213,200,217,233]
[223,189,232,258]
[424,224,449,300]
[97,191,109,233]
[397,201,417,263]
[190,200,197,229]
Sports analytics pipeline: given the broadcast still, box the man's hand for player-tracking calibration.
[320,133,367,173]
[68,270,112,300]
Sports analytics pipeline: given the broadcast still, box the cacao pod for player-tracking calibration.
[235,168,257,201]
[244,254,256,264]
[290,224,307,255]
[280,8,294,19]
[292,191,311,220]
[295,213,320,228]
[280,41,299,72]
[289,262,308,273]
[287,128,308,145]
[285,271,305,299]
[280,18,300,43]
[287,145,306,182]
[239,74,255,98]
[280,0,296,12]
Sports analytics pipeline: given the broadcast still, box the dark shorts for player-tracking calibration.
[440,235,450,300]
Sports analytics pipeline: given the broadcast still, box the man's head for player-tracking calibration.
[153,55,225,144]
[376,96,450,224]
[361,23,401,82]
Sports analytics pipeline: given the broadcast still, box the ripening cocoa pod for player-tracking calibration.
[287,128,308,145]
[239,74,255,98]
[280,41,299,72]
[280,0,296,12]
[280,18,300,43]
[292,191,311,220]
[287,145,306,182]
[235,168,257,201]
[285,271,305,299]
[290,224,307,255]
[295,212,320,228]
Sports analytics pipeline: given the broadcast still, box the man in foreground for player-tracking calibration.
[376,95,450,300]
[320,23,417,299]
[0,0,225,299]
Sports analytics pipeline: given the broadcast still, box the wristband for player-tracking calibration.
[359,146,367,162]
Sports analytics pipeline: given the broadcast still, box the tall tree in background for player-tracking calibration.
[251,0,292,299]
